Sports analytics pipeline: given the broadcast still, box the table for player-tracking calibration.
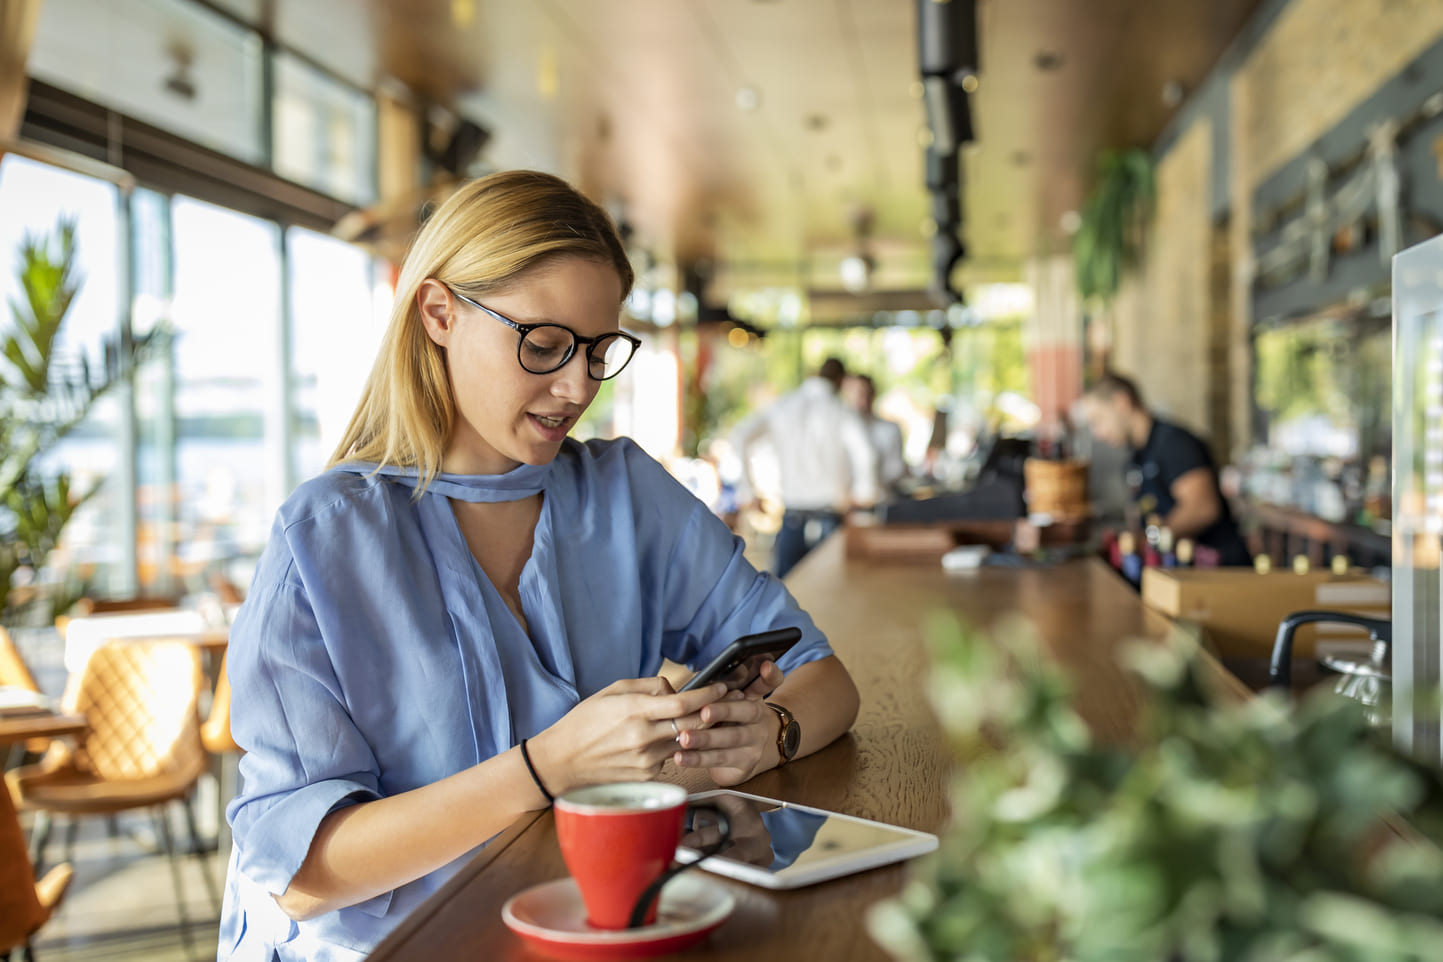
[0,712,87,747]
[369,536,1249,961]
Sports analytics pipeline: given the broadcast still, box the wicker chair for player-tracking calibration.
[0,774,72,962]
[6,640,219,956]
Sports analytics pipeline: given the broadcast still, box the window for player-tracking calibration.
[169,197,283,584]
[274,52,378,206]
[287,227,386,481]
[29,0,267,165]
[0,155,126,591]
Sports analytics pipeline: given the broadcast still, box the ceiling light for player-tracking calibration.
[736,86,762,112]
[960,73,979,94]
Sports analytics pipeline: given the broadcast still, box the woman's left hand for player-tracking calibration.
[673,660,785,786]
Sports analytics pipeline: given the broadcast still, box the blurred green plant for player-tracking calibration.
[869,614,1443,962]
[1074,149,1156,305]
[1,218,165,625]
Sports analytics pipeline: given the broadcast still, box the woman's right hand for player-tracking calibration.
[526,677,729,796]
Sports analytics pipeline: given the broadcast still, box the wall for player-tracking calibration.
[1228,0,1443,459]
[1112,116,1214,436]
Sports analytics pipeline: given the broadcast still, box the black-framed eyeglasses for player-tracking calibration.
[448,287,641,381]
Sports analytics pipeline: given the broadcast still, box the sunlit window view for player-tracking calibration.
[6,0,1443,959]
[0,156,124,592]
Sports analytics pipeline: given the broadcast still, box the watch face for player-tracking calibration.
[781,722,801,759]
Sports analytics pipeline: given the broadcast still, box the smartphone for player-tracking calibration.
[678,627,802,692]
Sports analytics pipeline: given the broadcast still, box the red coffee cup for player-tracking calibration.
[554,783,731,929]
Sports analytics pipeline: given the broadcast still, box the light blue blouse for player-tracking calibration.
[217,437,832,961]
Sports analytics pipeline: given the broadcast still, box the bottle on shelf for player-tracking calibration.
[1118,531,1143,586]
[1143,514,1163,568]
[1175,538,1195,568]
[1158,527,1177,568]
[1104,530,1122,570]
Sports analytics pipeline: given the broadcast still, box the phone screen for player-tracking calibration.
[711,652,779,691]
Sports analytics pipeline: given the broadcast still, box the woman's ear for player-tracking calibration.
[417,279,455,347]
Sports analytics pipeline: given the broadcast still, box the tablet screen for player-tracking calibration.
[679,790,937,889]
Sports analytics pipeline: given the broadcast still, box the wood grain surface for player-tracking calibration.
[369,537,1244,961]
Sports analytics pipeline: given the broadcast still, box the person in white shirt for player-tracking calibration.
[843,373,908,496]
[733,358,878,578]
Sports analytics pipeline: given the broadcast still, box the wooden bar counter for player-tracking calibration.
[370,537,1238,961]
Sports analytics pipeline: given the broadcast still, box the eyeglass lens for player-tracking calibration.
[519,325,636,380]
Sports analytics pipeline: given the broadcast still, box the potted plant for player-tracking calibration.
[868,614,1443,962]
[1073,148,1156,307]
[1,218,164,626]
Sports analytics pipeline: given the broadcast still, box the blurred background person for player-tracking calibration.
[733,358,878,578]
[1081,371,1251,566]
[844,373,908,498]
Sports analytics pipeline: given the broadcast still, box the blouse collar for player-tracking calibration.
[336,459,551,503]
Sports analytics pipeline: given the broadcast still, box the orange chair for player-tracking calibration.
[0,626,40,693]
[201,652,239,757]
[1,627,54,761]
[7,640,219,956]
[0,773,73,962]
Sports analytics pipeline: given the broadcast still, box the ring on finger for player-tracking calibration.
[670,718,681,742]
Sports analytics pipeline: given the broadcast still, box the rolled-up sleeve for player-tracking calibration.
[226,572,391,917]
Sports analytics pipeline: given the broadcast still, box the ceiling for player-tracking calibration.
[206,0,1261,299]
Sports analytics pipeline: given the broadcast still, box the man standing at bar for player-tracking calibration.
[844,373,909,497]
[1081,371,1252,566]
[734,358,878,578]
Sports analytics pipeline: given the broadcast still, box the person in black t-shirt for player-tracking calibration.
[1081,372,1252,566]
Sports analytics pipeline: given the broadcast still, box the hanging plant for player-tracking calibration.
[1074,148,1157,305]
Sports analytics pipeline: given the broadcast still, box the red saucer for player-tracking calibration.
[501,874,735,960]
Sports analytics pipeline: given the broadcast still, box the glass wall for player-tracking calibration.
[0,155,126,593]
[29,0,267,165]
[274,53,379,206]
[169,197,284,584]
[288,227,386,480]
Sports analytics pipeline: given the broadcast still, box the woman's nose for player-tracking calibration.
[550,349,593,402]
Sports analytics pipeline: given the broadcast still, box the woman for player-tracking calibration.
[219,170,860,961]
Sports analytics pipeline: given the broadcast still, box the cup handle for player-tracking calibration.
[626,801,732,929]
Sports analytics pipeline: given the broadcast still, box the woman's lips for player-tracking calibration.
[528,413,572,440]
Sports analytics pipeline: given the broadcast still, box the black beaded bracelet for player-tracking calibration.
[518,737,554,805]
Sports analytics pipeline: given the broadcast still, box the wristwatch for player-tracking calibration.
[767,702,801,765]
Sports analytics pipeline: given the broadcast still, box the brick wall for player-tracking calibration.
[1112,116,1213,436]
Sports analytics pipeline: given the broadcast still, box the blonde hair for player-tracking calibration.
[328,170,634,488]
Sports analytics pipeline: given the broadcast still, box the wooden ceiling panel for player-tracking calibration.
[208,0,1264,291]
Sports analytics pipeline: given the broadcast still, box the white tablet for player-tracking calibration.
[676,789,939,890]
